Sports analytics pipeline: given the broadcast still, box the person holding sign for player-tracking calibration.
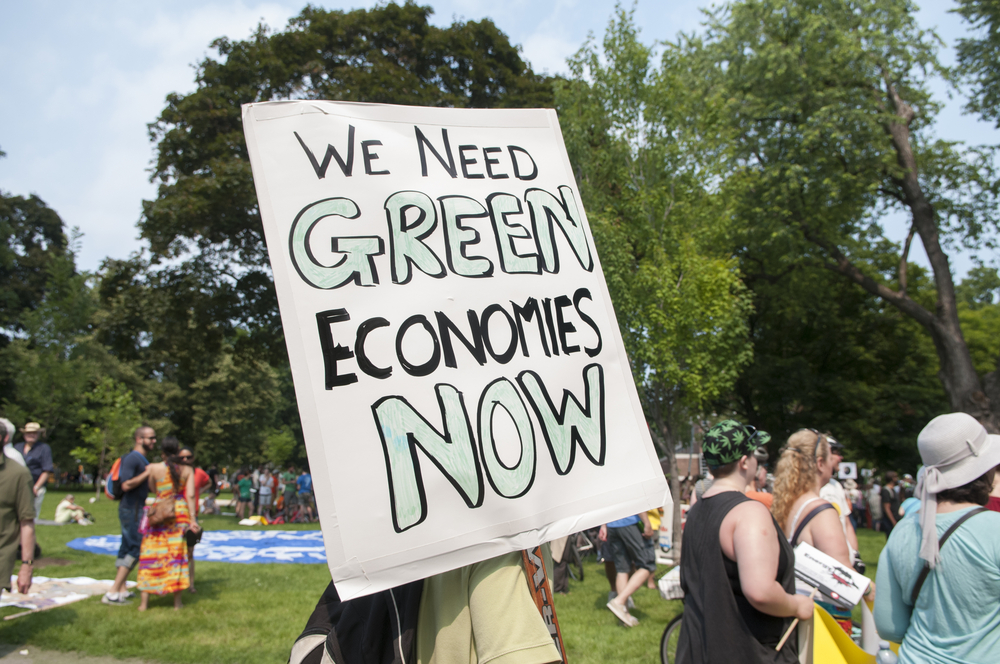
[289,552,563,664]
[772,429,861,633]
[677,420,811,664]
[874,413,1000,663]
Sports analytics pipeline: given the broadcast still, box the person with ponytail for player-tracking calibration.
[771,429,857,633]
[136,435,200,610]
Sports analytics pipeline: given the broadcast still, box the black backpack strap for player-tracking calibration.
[791,502,836,546]
[910,507,987,604]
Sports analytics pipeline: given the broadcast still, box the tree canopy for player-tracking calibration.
[673,0,1000,432]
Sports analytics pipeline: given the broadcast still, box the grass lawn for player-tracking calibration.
[0,488,328,664]
[0,491,888,663]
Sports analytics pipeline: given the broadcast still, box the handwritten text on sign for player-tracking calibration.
[243,102,666,598]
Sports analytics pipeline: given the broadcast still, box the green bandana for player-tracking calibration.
[703,419,770,467]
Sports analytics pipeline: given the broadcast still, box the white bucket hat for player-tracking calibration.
[915,413,1000,567]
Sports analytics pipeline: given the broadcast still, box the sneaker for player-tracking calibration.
[101,593,131,606]
[121,590,135,600]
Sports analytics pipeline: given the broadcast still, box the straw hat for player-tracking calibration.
[915,413,1000,567]
[21,422,41,434]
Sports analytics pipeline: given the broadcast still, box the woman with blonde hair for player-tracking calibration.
[771,429,860,633]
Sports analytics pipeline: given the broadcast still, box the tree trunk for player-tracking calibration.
[881,78,996,431]
[648,404,684,565]
[809,77,998,432]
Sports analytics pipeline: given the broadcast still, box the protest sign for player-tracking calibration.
[242,101,668,599]
[838,462,858,481]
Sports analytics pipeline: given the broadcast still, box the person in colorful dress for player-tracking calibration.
[137,436,200,611]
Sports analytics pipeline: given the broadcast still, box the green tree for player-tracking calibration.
[0,190,69,340]
[557,8,753,559]
[74,377,143,499]
[721,264,947,471]
[675,0,1000,430]
[0,233,104,464]
[188,351,282,466]
[262,427,298,469]
[92,2,559,467]
[140,2,554,336]
[955,0,1000,126]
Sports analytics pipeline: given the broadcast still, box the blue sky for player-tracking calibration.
[0,0,996,274]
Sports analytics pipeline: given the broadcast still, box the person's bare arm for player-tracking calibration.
[638,512,653,538]
[597,524,608,542]
[731,503,813,621]
[17,519,34,593]
[32,472,49,495]
[121,467,151,492]
[185,470,200,531]
[806,509,853,567]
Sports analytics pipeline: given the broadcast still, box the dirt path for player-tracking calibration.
[0,645,153,664]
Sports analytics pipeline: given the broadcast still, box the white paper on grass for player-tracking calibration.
[242,100,669,599]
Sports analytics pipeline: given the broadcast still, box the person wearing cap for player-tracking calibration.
[818,436,860,556]
[13,422,54,519]
[874,413,1000,663]
[677,420,811,664]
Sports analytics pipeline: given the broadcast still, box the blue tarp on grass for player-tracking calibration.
[67,530,326,564]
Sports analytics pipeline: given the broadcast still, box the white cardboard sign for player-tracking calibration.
[242,101,668,599]
[838,462,858,480]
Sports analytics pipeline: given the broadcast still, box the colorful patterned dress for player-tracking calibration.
[137,475,190,595]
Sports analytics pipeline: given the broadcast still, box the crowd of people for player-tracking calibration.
[669,414,1000,664]
[2,408,999,662]
[231,464,315,523]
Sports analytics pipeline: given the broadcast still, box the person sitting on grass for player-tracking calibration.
[54,494,92,525]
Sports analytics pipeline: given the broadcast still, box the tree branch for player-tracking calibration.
[899,224,915,295]
[799,223,937,330]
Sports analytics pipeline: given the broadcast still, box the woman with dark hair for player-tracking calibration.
[136,436,200,610]
[875,413,1000,663]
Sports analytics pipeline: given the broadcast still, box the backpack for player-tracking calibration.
[105,456,125,500]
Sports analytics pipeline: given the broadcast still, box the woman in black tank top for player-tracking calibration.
[676,420,811,664]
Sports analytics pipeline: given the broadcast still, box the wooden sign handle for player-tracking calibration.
[775,586,818,651]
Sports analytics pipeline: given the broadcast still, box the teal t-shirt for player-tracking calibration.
[875,506,1000,663]
[237,477,253,500]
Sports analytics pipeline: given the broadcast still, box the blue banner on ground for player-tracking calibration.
[67,530,326,564]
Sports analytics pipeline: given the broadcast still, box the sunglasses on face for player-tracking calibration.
[178,455,193,461]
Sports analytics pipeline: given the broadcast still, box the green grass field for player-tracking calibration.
[0,491,887,663]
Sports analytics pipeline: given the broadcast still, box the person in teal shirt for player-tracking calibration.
[874,413,1000,663]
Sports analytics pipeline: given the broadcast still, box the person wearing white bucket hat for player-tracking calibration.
[874,413,1000,663]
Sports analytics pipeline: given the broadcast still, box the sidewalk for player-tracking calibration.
[0,645,153,664]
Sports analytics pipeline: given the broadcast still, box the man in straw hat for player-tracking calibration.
[874,412,1000,663]
[14,423,53,519]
